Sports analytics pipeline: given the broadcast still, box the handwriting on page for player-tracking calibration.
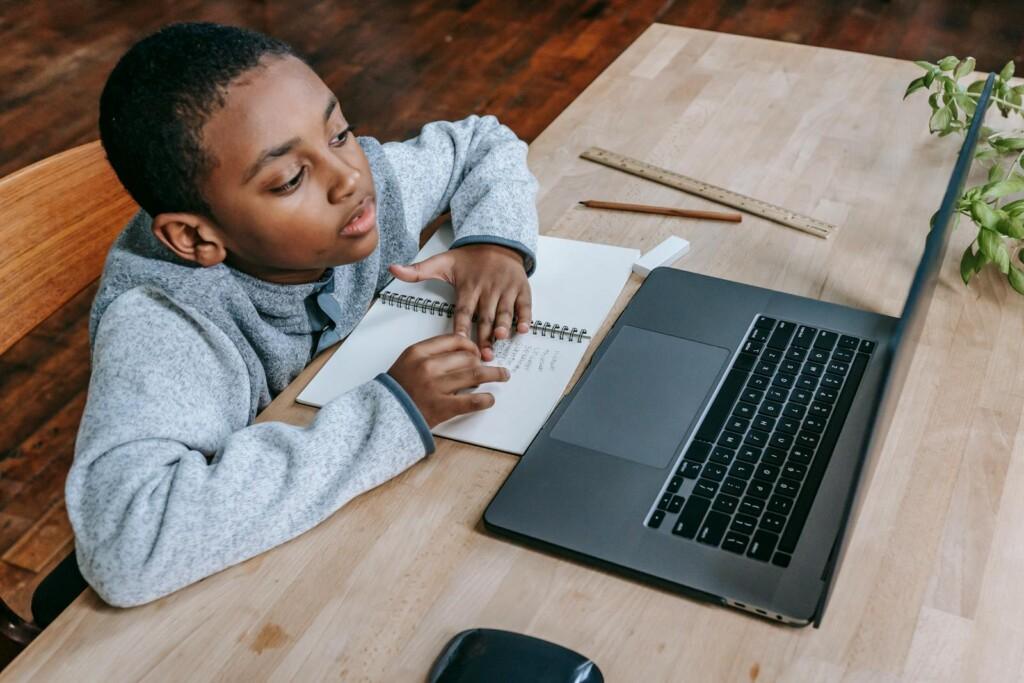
[491,339,561,373]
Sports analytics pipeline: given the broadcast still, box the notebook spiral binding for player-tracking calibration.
[379,290,590,342]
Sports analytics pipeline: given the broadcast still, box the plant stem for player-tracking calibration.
[966,92,1024,113]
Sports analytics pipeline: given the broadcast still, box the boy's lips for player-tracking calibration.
[339,196,376,237]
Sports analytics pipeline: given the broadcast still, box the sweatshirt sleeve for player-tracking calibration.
[382,114,539,274]
[65,287,433,608]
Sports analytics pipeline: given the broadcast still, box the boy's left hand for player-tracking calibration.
[389,243,531,361]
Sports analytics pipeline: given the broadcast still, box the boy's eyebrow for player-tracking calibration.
[242,95,340,184]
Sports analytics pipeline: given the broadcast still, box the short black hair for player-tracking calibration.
[99,22,295,217]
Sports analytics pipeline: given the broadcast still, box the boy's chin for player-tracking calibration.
[332,224,379,265]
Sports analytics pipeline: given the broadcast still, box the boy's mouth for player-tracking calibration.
[339,196,376,237]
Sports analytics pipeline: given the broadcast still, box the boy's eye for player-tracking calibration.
[330,126,354,147]
[270,167,305,194]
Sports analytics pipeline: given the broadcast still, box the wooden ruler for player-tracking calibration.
[580,146,835,239]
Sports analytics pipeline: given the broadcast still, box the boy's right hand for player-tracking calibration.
[387,334,509,428]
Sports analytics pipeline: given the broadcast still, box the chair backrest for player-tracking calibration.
[0,141,138,355]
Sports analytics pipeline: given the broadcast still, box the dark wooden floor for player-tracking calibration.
[1,0,1021,661]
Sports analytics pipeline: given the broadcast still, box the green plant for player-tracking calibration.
[905,57,1024,293]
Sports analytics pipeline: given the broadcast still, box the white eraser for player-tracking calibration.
[632,236,690,278]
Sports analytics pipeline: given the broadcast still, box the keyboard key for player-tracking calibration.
[750,327,769,343]
[685,441,712,463]
[859,339,876,354]
[695,369,749,442]
[760,512,786,533]
[733,401,756,419]
[803,416,827,433]
[821,373,843,390]
[740,497,765,516]
[780,360,800,375]
[790,388,812,405]
[772,552,792,568]
[783,403,807,420]
[722,532,750,554]
[816,387,839,403]
[712,494,739,514]
[722,476,746,497]
[747,374,769,390]
[767,321,797,350]
[786,346,808,362]
[741,339,763,355]
[765,386,788,403]
[658,493,673,510]
[744,429,768,448]
[763,348,783,364]
[697,511,731,546]
[796,375,818,391]
[741,389,765,405]
[648,510,665,528]
[753,361,776,377]
[736,446,761,463]
[672,496,711,538]
[703,463,728,482]
[795,432,820,449]
[808,348,829,364]
[802,362,823,377]
[754,316,776,329]
[759,400,782,417]
[667,476,683,493]
[788,446,814,465]
[747,481,771,499]
[832,348,854,363]
[772,373,796,389]
[769,432,794,450]
[762,448,787,467]
[679,461,703,479]
[734,352,757,372]
[776,417,799,434]
[827,361,849,376]
[768,495,793,515]
[710,447,735,465]
[808,402,832,418]
[694,479,719,498]
[837,334,860,350]
[782,462,807,480]
[718,432,742,449]
[814,330,838,350]
[668,495,685,513]
[747,530,779,561]
[778,352,869,555]
[753,415,776,432]
[731,514,758,534]
[793,325,817,348]
[754,464,780,483]
[774,478,800,498]
[729,461,754,480]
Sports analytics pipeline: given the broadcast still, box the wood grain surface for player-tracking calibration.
[4,24,1021,681]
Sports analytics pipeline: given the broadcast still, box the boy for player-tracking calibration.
[68,22,539,607]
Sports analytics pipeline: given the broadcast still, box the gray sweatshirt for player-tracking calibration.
[67,115,539,607]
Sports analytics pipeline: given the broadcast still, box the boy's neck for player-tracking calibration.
[226,255,327,285]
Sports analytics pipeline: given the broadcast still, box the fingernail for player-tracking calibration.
[456,330,467,337]
[495,326,507,338]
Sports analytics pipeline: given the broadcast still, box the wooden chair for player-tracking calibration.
[0,141,138,643]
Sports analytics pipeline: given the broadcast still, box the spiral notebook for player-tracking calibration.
[297,225,639,454]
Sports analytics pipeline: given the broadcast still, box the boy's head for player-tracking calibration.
[100,23,378,283]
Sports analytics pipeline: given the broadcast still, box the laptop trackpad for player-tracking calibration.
[550,325,730,469]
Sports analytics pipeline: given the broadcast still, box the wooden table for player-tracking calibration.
[6,25,1023,681]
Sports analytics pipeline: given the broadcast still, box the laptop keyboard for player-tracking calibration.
[646,316,875,568]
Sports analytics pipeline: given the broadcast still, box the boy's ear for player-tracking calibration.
[151,212,227,267]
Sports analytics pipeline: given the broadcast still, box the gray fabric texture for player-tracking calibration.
[67,115,538,607]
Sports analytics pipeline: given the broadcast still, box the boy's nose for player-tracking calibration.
[326,157,360,204]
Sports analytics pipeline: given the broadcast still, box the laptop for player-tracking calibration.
[484,74,996,626]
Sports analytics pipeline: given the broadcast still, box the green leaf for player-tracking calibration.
[992,137,1024,152]
[989,164,1006,183]
[1000,216,1024,239]
[924,69,936,88]
[904,76,927,99]
[1009,266,1024,295]
[972,200,1000,229]
[1001,60,1016,81]
[942,77,956,96]
[939,56,960,71]
[961,244,980,284]
[928,92,941,111]
[979,228,1010,273]
[954,57,976,79]
[929,105,953,133]
[975,148,1000,162]
[1003,198,1024,217]
[967,79,987,94]
[915,60,936,72]
[955,93,977,115]
[981,174,1024,201]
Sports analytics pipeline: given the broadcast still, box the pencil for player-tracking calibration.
[579,199,742,223]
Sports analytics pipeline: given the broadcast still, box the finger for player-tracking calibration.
[493,292,517,341]
[423,349,483,376]
[446,391,496,416]
[514,287,533,335]
[440,364,509,393]
[408,333,480,358]
[452,290,478,339]
[476,291,500,354]
[388,252,455,284]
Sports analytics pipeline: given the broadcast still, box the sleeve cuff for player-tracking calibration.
[375,373,436,455]
[449,235,537,276]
